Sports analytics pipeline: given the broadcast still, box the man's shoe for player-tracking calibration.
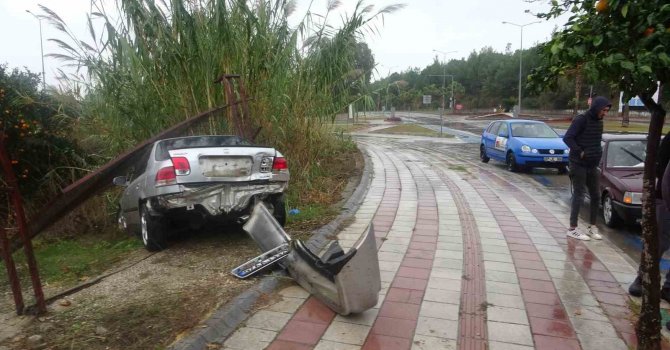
[661,287,670,303]
[628,276,642,297]
[566,227,591,241]
[586,225,603,240]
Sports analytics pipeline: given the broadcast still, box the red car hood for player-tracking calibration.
[606,169,643,192]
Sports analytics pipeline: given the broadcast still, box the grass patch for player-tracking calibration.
[331,123,370,133]
[0,231,141,290]
[449,165,468,172]
[371,124,454,138]
[549,120,670,134]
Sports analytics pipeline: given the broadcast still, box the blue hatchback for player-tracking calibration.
[480,119,569,173]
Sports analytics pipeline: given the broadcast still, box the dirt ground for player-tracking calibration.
[0,148,364,350]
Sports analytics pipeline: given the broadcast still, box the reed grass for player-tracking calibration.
[42,0,404,200]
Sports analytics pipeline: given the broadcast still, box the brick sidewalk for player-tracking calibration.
[219,140,654,350]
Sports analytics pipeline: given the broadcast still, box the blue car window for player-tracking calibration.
[510,122,559,138]
[499,123,509,137]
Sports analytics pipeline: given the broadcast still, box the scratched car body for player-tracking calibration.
[480,119,569,173]
[113,135,289,251]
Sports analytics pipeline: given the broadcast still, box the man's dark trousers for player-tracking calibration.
[569,161,600,227]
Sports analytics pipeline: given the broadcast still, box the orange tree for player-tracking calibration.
[0,65,87,214]
[529,1,669,348]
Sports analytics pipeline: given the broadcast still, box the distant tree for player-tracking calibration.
[354,42,375,85]
[529,1,670,348]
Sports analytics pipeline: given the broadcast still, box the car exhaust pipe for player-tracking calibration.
[239,203,381,315]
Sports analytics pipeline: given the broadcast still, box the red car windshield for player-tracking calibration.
[606,140,646,168]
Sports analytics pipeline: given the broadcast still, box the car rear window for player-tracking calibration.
[510,122,559,138]
[606,140,647,168]
[155,136,254,160]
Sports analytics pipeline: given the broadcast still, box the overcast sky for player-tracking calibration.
[1,0,568,86]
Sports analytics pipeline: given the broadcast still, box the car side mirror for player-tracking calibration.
[113,176,128,187]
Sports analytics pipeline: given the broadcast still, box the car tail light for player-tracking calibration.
[272,157,288,172]
[156,166,177,186]
[171,156,191,175]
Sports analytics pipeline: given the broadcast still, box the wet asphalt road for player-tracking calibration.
[394,111,670,272]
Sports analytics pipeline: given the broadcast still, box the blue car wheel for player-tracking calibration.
[480,145,490,163]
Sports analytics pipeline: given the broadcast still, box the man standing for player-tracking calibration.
[563,96,611,240]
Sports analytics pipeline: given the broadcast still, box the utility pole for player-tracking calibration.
[502,20,541,116]
[432,49,456,137]
[26,10,46,90]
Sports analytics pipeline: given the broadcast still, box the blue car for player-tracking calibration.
[480,119,569,173]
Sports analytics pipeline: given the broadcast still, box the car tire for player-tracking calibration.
[141,203,166,251]
[506,152,520,172]
[602,193,622,228]
[557,165,568,175]
[266,195,287,227]
[480,145,490,163]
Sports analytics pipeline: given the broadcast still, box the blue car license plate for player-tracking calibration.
[544,157,561,162]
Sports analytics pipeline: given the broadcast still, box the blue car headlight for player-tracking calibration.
[521,145,531,153]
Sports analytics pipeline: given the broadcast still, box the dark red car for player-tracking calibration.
[598,134,646,227]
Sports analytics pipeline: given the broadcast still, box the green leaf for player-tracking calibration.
[575,45,585,57]
[640,65,652,73]
[621,61,635,71]
[593,35,603,47]
[550,42,562,55]
[621,4,628,18]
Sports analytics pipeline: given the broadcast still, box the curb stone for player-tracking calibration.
[168,145,373,350]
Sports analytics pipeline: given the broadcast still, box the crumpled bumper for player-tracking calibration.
[155,182,286,215]
[240,203,381,315]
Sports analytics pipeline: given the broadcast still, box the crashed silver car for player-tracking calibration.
[113,135,289,251]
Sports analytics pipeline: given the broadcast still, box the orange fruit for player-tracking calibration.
[595,0,608,13]
[644,27,655,37]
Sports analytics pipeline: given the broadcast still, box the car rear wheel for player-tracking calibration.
[506,152,520,172]
[602,193,622,228]
[480,145,490,163]
[141,203,166,251]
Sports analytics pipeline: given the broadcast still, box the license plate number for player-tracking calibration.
[200,156,252,177]
[544,157,561,162]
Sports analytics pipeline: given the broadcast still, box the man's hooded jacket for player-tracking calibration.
[563,96,611,167]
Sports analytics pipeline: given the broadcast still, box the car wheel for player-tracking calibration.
[506,152,520,172]
[557,165,568,175]
[266,195,287,227]
[602,193,622,228]
[480,145,490,163]
[141,203,166,251]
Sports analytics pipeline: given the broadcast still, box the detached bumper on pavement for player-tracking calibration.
[238,203,381,315]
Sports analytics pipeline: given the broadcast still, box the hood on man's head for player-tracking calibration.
[589,96,612,114]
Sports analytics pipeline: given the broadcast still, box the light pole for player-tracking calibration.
[432,49,456,136]
[502,20,540,116]
[26,10,46,90]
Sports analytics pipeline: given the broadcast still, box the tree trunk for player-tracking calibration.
[622,103,630,127]
[636,94,667,350]
[573,67,583,117]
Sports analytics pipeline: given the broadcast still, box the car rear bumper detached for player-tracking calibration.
[153,182,287,215]
[241,203,381,315]
[613,201,642,223]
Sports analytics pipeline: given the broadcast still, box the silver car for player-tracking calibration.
[113,135,290,251]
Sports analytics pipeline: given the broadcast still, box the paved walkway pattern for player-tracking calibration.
[219,137,663,350]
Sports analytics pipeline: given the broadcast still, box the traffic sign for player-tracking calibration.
[422,95,432,104]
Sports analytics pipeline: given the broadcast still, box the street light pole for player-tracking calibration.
[26,10,46,90]
[432,49,456,137]
[502,20,540,116]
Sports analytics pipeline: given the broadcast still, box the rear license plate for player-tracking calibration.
[544,157,561,162]
[200,156,252,177]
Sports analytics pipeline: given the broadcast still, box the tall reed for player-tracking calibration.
[43,0,404,195]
